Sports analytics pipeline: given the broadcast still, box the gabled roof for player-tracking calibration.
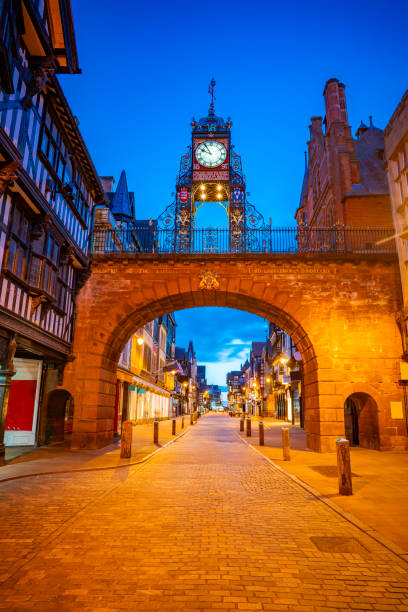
[251,342,265,358]
[174,347,186,361]
[348,121,389,197]
[111,170,133,218]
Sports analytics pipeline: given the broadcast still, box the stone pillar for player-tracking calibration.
[0,369,15,465]
[0,334,17,464]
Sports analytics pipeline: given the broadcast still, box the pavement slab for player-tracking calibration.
[0,414,407,611]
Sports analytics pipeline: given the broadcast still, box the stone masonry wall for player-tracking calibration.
[62,253,406,453]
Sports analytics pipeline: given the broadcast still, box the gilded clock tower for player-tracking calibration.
[158,79,264,253]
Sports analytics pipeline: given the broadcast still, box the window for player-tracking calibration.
[143,346,152,373]
[6,207,30,281]
[56,264,72,312]
[27,231,60,298]
[40,109,90,224]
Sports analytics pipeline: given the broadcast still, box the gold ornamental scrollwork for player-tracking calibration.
[199,271,220,290]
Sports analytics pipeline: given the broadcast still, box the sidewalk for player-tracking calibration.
[0,414,195,483]
[237,415,408,552]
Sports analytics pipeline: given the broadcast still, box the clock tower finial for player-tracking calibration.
[208,78,216,116]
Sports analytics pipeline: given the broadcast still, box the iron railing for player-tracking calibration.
[91,227,396,255]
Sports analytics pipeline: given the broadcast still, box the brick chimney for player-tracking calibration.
[309,116,323,136]
[323,78,348,131]
[99,176,115,193]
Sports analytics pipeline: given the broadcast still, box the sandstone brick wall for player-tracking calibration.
[62,254,406,453]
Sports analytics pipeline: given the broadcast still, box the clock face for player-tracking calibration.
[195,140,227,168]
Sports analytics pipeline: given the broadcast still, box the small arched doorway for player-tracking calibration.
[344,392,380,450]
[45,389,74,444]
[344,397,359,445]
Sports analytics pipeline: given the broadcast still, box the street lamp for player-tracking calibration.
[136,336,144,346]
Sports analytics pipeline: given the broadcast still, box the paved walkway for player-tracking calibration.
[0,414,407,611]
[238,417,408,553]
[0,415,192,482]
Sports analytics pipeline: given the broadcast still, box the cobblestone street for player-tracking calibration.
[0,414,407,611]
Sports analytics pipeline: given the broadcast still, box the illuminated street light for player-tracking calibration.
[200,184,205,191]
[136,336,144,346]
[266,377,271,383]
[216,184,222,190]
[280,357,287,364]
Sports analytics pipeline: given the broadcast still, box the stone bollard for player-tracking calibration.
[246,417,251,437]
[336,438,352,495]
[281,427,290,461]
[154,419,159,444]
[240,418,245,432]
[120,420,133,458]
[190,413,194,425]
[181,416,185,429]
[259,421,264,446]
[172,419,176,435]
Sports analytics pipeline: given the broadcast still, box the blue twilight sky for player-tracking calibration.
[60,0,406,387]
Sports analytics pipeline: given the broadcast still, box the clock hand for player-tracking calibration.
[203,144,211,154]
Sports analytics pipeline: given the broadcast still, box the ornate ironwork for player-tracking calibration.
[92,227,396,256]
[156,105,273,253]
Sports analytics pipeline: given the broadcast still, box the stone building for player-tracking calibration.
[0,0,105,458]
[384,89,408,432]
[384,91,408,348]
[116,316,177,428]
[296,78,393,231]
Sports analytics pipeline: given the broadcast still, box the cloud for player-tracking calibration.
[174,307,267,387]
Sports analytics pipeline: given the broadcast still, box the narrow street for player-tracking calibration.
[0,414,407,611]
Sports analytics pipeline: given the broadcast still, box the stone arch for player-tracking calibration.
[62,255,404,453]
[45,389,74,444]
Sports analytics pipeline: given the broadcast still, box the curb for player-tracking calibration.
[0,423,194,485]
[236,431,408,566]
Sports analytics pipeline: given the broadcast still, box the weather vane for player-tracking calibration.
[208,77,216,114]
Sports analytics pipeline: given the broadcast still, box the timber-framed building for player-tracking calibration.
[0,0,105,454]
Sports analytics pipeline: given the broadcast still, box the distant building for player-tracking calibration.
[245,342,265,416]
[263,324,302,423]
[207,385,222,408]
[197,365,208,409]
[117,316,177,429]
[296,78,393,231]
[226,371,244,413]
[175,341,198,413]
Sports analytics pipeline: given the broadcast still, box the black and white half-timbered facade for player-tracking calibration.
[0,0,105,457]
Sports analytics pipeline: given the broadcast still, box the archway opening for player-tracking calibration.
[113,306,306,442]
[45,389,74,445]
[65,289,328,451]
[344,392,380,450]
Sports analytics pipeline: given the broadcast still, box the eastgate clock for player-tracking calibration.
[195,140,227,168]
